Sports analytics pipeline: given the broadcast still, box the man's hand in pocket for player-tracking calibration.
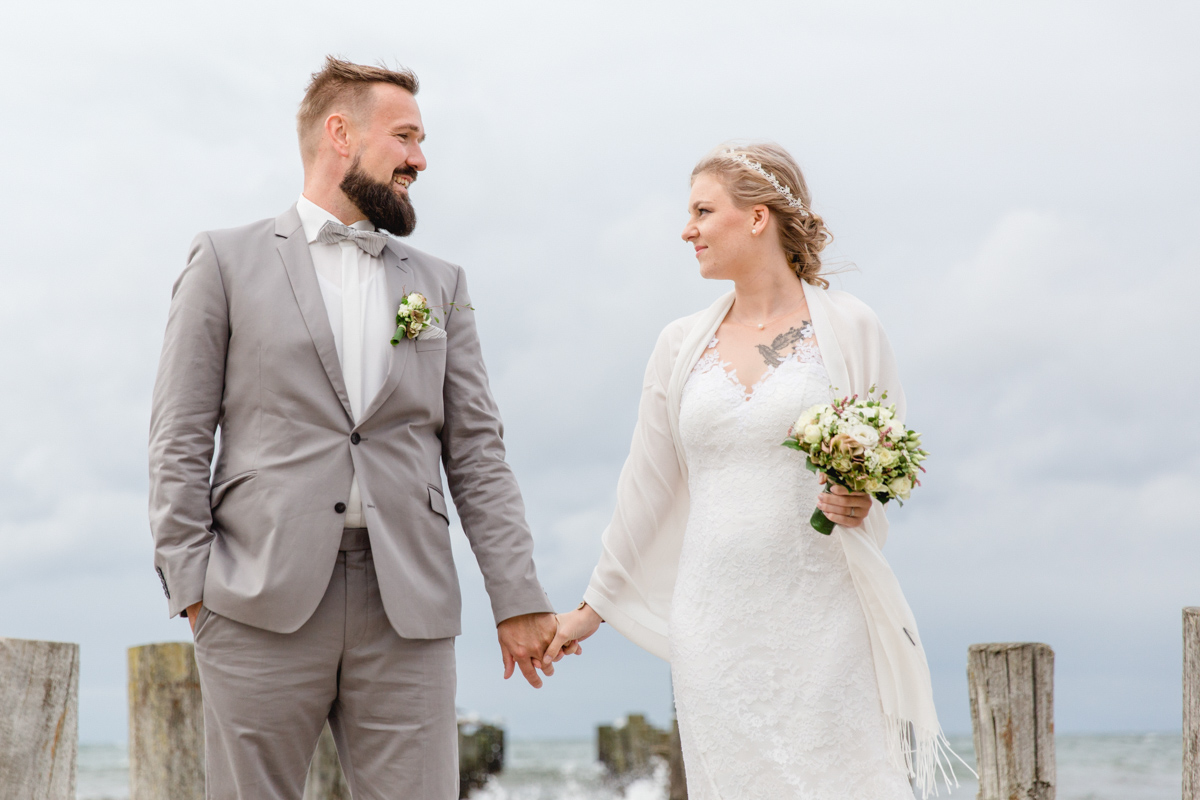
[187,601,203,634]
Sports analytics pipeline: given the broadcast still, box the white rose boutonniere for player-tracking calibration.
[390,291,474,346]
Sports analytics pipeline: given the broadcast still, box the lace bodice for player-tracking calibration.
[689,334,824,402]
[668,338,913,799]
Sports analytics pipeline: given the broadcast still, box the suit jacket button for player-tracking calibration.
[350,432,361,445]
[334,502,347,513]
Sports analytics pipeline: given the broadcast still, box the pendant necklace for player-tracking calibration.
[728,300,806,330]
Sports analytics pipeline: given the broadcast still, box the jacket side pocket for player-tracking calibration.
[428,485,449,522]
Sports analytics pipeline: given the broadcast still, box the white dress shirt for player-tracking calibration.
[295,196,395,529]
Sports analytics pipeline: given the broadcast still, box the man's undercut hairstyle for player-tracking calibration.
[297,56,419,165]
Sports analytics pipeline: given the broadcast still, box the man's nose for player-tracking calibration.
[409,144,427,171]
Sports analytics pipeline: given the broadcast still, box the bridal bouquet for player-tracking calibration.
[782,388,928,535]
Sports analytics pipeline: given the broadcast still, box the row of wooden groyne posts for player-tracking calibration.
[3,608,1200,799]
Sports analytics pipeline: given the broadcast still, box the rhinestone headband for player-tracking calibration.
[724,149,808,215]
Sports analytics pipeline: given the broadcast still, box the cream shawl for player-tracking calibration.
[583,282,964,796]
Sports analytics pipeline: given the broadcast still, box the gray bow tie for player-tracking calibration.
[316,220,389,257]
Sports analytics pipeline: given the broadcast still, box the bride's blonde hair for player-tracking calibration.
[691,142,831,288]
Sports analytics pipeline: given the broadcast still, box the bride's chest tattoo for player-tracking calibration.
[754,321,814,367]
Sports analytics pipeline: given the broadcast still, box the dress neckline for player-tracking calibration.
[691,336,825,402]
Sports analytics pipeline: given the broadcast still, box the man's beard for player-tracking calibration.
[339,157,418,237]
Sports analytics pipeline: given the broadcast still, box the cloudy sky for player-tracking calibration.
[0,1,1197,744]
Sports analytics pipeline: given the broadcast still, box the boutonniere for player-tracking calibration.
[389,292,473,346]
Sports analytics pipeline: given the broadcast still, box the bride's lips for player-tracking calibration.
[694,245,708,255]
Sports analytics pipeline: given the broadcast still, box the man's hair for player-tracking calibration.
[297,56,419,165]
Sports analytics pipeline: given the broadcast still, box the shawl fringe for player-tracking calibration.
[885,714,976,797]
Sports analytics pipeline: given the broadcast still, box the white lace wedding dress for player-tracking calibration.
[670,334,914,799]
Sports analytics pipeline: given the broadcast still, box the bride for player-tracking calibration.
[545,143,963,798]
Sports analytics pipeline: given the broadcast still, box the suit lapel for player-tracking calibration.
[358,241,412,424]
[275,208,354,420]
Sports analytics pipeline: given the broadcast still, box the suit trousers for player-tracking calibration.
[193,529,458,800]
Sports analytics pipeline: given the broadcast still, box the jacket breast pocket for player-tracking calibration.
[428,485,449,522]
[415,338,448,353]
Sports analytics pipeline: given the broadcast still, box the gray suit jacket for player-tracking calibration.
[148,205,552,637]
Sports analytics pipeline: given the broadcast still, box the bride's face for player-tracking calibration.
[682,172,758,281]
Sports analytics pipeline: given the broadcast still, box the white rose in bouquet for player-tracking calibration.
[846,424,879,448]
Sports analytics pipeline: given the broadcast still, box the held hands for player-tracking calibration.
[541,604,602,666]
[816,474,872,529]
[496,612,559,689]
[498,605,601,688]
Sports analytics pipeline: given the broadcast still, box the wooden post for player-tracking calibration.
[1185,608,1200,799]
[623,714,657,775]
[458,721,504,798]
[666,718,687,800]
[597,724,622,774]
[597,712,684,796]
[128,642,204,800]
[303,723,349,800]
[0,637,79,800]
[968,643,1055,800]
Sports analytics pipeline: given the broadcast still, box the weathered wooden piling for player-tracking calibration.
[458,720,504,798]
[1184,608,1200,799]
[597,713,686,797]
[665,719,687,800]
[0,637,79,800]
[968,642,1055,800]
[598,713,663,777]
[303,723,349,800]
[128,642,205,800]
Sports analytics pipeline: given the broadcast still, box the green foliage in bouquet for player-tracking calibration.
[782,386,928,535]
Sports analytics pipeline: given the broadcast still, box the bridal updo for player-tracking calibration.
[691,143,831,288]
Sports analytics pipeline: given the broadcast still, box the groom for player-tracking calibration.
[148,57,558,800]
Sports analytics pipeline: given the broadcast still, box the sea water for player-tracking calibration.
[76,734,1182,799]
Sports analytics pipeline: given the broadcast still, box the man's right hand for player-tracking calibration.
[186,601,203,634]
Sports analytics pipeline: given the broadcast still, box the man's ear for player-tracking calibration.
[324,112,353,159]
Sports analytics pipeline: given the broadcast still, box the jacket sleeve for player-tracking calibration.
[148,233,229,618]
[439,267,553,625]
[583,323,690,661]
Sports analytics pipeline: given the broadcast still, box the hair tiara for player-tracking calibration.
[724,149,808,215]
